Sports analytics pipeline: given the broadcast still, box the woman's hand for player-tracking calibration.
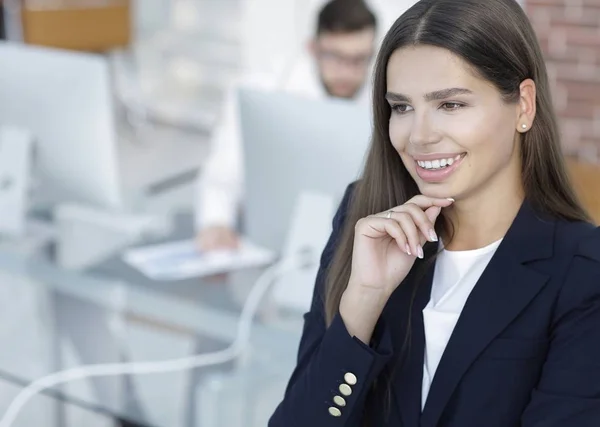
[348,195,453,295]
[340,195,453,343]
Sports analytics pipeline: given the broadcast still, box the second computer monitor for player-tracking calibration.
[239,88,372,253]
[0,42,121,210]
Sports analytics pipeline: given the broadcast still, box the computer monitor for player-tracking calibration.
[0,42,121,209]
[239,88,372,254]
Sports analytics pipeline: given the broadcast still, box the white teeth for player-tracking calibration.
[417,154,463,170]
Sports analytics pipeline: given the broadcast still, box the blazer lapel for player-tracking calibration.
[420,201,554,427]
[388,243,437,427]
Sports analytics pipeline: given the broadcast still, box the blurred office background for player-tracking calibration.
[525,0,600,219]
[0,1,597,427]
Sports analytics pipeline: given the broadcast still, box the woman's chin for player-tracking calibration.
[417,183,455,200]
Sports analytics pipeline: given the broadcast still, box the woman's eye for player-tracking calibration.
[441,102,464,111]
[391,104,413,114]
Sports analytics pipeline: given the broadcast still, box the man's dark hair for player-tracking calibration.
[316,0,377,35]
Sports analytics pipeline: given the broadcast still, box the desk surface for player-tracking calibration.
[0,215,301,427]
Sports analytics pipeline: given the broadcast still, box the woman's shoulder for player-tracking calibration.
[573,224,600,263]
[333,181,360,223]
[553,220,600,300]
[555,219,600,262]
[342,181,359,202]
[551,220,600,286]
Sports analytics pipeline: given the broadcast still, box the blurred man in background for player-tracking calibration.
[195,0,378,250]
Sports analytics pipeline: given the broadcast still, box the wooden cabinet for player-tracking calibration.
[566,157,600,225]
[21,0,131,52]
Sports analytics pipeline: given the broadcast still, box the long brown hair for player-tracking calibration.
[325,0,589,326]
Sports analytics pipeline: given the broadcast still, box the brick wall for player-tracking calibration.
[525,0,600,161]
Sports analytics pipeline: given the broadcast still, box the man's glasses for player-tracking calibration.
[316,48,373,69]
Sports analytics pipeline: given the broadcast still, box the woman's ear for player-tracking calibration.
[516,79,536,133]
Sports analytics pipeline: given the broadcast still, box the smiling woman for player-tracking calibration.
[269,1,600,427]
[385,44,533,201]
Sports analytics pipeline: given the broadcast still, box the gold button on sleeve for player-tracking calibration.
[344,372,357,385]
[328,407,342,417]
[339,384,352,396]
[333,396,346,407]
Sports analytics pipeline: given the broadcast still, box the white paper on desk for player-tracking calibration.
[122,239,276,280]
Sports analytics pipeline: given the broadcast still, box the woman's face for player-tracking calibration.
[386,45,527,202]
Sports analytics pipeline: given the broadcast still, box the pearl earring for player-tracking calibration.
[521,124,527,129]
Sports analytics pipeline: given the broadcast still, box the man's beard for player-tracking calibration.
[320,79,362,99]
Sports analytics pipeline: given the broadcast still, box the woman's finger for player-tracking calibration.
[356,216,411,255]
[387,211,423,257]
[394,203,438,243]
[404,195,454,210]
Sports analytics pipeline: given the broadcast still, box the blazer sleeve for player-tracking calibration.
[521,227,600,427]
[268,184,394,427]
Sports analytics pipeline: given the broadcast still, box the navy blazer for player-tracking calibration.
[269,184,600,427]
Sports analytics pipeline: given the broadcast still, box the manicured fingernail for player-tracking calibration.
[447,198,455,202]
[405,244,412,256]
[429,229,438,242]
[417,245,424,259]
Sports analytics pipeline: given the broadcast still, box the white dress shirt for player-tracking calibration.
[421,238,503,409]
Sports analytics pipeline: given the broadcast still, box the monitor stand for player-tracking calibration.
[0,126,34,238]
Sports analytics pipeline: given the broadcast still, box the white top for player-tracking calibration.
[421,238,503,409]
